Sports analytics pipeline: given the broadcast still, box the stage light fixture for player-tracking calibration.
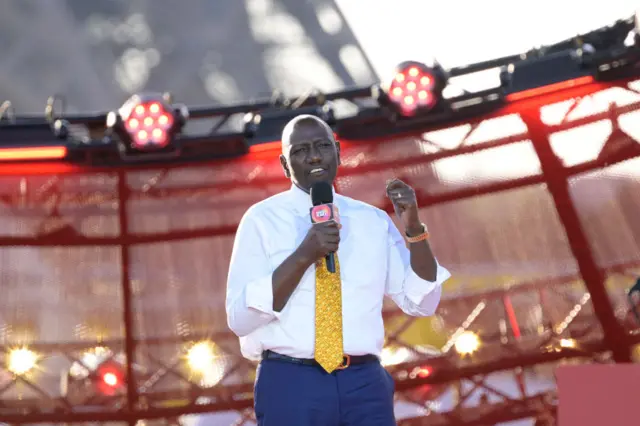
[416,366,432,378]
[374,61,447,117]
[6,347,38,375]
[0,122,69,162]
[186,340,216,374]
[184,340,226,387]
[454,331,481,355]
[243,104,336,148]
[95,361,125,396]
[408,365,432,379]
[106,93,188,157]
[69,346,111,379]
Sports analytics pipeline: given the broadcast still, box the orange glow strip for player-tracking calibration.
[249,141,281,153]
[0,146,68,161]
[505,76,594,102]
[248,133,341,153]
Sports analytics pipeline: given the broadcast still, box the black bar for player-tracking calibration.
[117,170,138,418]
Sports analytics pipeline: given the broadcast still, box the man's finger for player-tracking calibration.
[386,178,408,190]
[324,227,340,236]
[387,187,403,196]
[317,220,339,228]
[325,235,340,244]
[388,190,412,200]
[391,187,415,197]
[317,222,340,232]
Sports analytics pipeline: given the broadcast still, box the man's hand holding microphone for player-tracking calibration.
[298,178,424,271]
[272,178,429,311]
[271,181,340,310]
[299,221,341,266]
[298,181,340,273]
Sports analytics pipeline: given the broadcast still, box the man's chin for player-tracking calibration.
[295,175,334,193]
[308,173,334,185]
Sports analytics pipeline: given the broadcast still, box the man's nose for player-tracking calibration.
[307,146,322,163]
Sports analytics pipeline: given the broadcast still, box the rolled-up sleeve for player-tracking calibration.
[226,208,280,337]
[384,215,451,316]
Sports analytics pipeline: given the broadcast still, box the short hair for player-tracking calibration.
[281,115,333,150]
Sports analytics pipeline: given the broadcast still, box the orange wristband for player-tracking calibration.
[405,224,429,243]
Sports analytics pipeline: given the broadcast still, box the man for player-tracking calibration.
[226,115,451,426]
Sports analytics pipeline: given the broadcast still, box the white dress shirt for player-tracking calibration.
[226,184,451,361]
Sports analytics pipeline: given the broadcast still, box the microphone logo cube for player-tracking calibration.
[310,204,339,224]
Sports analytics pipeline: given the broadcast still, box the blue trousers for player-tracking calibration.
[254,358,396,426]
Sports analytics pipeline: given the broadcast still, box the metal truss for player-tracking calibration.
[1,76,640,425]
[1,264,639,424]
[1,15,638,169]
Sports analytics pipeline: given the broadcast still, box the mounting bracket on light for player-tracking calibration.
[500,50,592,97]
[243,103,336,147]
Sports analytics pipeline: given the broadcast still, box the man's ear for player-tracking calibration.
[335,140,341,166]
[280,154,291,178]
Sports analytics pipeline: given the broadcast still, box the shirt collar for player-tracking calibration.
[288,184,343,217]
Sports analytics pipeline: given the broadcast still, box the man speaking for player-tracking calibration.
[225,115,451,425]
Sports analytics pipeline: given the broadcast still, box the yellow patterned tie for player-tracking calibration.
[314,256,344,373]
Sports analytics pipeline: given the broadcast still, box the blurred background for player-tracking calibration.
[1,0,638,113]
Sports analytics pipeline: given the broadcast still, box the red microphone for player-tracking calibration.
[310,181,338,273]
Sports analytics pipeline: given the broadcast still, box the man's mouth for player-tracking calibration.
[309,167,327,176]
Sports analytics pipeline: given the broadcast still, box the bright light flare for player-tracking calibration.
[454,331,481,355]
[96,362,124,396]
[559,338,577,349]
[185,340,225,387]
[103,372,119,386]
[380,346,412,366]
[7,347,39,375]
[83,346,110,369]
[69,346,111,379]
[186,341,216,373]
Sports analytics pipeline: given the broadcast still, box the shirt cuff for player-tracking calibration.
[403,262,451,306]
[245,274,282,319]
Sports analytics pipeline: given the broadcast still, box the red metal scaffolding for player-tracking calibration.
[0,76,640,426]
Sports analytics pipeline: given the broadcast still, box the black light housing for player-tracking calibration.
[373,60,448,118]
[106,93,189,160]
[501,50,592,96]
[243,103,335,148]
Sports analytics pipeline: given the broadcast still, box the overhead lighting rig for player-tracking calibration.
[105,93,189,161]
[243,102,336,148]
[0,14,638,167]
[373,60,448,118]
[500,50,595,102]
[0,101,69,162]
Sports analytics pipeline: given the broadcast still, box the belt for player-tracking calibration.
[261,350,379,369]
